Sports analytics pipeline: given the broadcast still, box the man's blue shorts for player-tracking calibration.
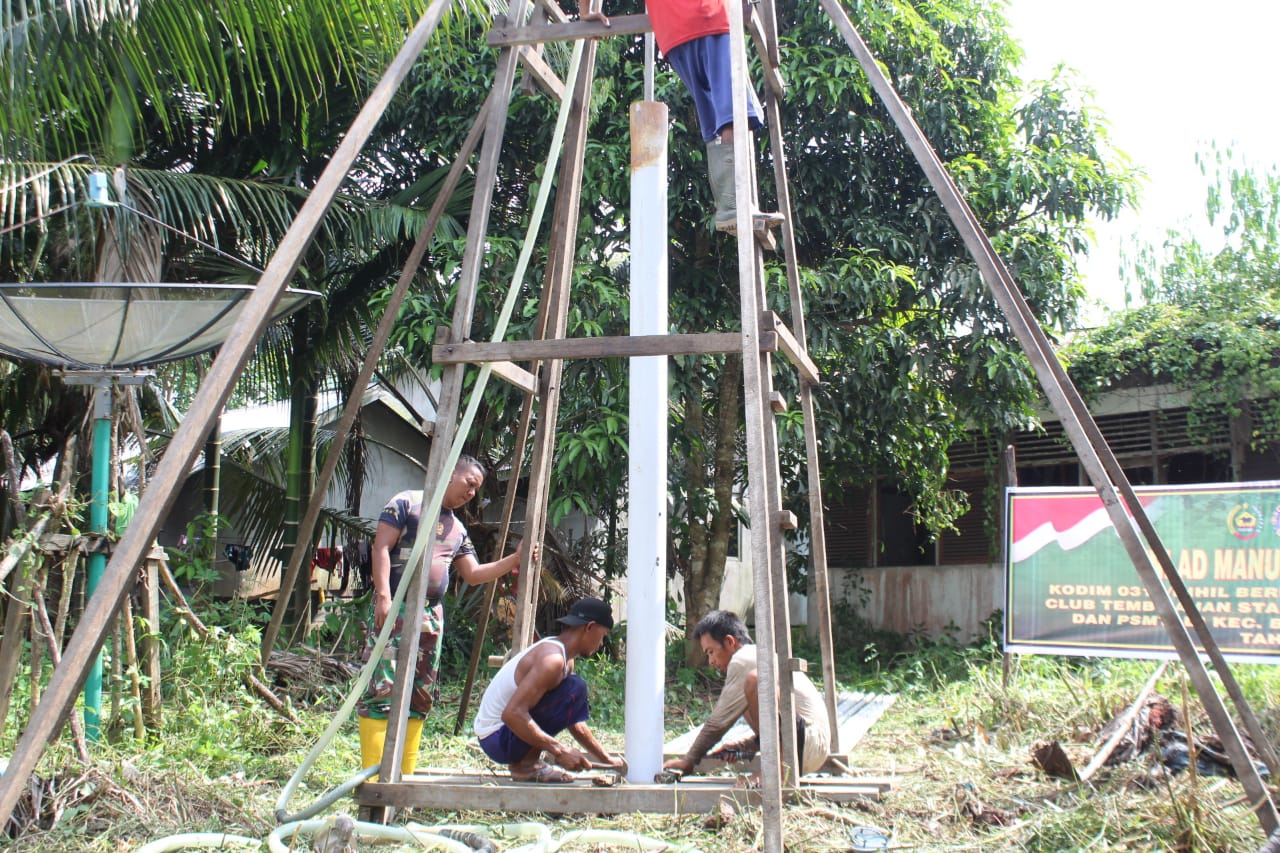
[666,33,764,143]
[478,673,590,765]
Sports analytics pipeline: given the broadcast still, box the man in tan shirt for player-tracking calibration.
[664,610,830,778]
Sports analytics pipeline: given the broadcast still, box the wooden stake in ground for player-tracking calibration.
[32,584,89,764]
[121,595,145,741]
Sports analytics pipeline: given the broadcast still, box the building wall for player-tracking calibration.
[832,562,1002,643]
[822,390,1273,643]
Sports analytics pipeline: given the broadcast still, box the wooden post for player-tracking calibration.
[509,32,599,654]
[725,0,787,844]
[142,545,164,733]
[760,0,838,752]
[372,2,531,812]
[259,90,499,666]
[1001,445,1016,690]
[0,544,32,734]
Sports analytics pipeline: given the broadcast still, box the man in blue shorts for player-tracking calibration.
[474,597,625,782]
[590,0,780,232]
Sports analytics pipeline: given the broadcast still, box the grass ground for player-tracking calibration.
[2,615,1278,851]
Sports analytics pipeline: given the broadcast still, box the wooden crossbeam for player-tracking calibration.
[433,332,744,363]
[487,13,651,48]
[760,312,819,385]
[488,360,538,394]
[518,45,565,100]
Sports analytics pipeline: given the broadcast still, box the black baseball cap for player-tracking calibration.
[556,597,614,630]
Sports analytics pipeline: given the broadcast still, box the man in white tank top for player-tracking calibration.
[474,597,625,783]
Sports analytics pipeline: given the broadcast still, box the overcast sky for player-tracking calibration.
[1001,1,1280,319]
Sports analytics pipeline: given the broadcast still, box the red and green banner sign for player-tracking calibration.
[1005,482,1280,663]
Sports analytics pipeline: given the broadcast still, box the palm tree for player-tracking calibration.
[0,0,484,634]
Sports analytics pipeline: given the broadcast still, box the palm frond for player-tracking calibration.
[2,0,477,160]
[2,161,471,285]
[216,456,375,583]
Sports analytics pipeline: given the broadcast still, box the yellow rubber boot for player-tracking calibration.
[358,715,424,776]
[358,715,387,772]
[401,716,423,776]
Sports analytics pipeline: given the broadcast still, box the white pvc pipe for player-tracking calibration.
[625,99,670,784]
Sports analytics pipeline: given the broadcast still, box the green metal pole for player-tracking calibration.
[84,381,111,741]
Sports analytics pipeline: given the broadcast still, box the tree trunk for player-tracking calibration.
[202,417,222,569]
[681,355,742,667]
[285,314,319,643]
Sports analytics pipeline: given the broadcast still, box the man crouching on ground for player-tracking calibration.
[663,609,830,779]
[474,597,625,783]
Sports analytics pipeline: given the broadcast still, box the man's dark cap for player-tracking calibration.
[556,597,614,630]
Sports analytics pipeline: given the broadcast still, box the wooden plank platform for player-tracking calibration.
[354,691,900,815]
[356,769,887,814]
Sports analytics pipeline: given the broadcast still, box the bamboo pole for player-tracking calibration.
[32,584,89,763]
[141,546,163,733]
[122,595,145,741]
[0,429,22,540]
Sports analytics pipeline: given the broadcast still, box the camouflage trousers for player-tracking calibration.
[357,600,444,720]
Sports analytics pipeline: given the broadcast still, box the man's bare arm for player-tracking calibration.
[370,520,401,630]
[567,721,621,767]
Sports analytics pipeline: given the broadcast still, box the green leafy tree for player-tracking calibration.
[381,0,1136,665]
[1067,149,1280,452]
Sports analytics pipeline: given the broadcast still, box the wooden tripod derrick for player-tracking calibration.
[2,0,1278,849]
[359,0,840,842]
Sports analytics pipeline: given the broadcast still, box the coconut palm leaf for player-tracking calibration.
[1,0,492,161]
[1,161,473,284]
[215,455,376,583]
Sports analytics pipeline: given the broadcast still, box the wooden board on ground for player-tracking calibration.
[664,690,897,773]
[356,769,885,814]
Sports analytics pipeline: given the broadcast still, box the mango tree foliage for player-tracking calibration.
[384,0,1136,661]
[671,0,1133,655]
